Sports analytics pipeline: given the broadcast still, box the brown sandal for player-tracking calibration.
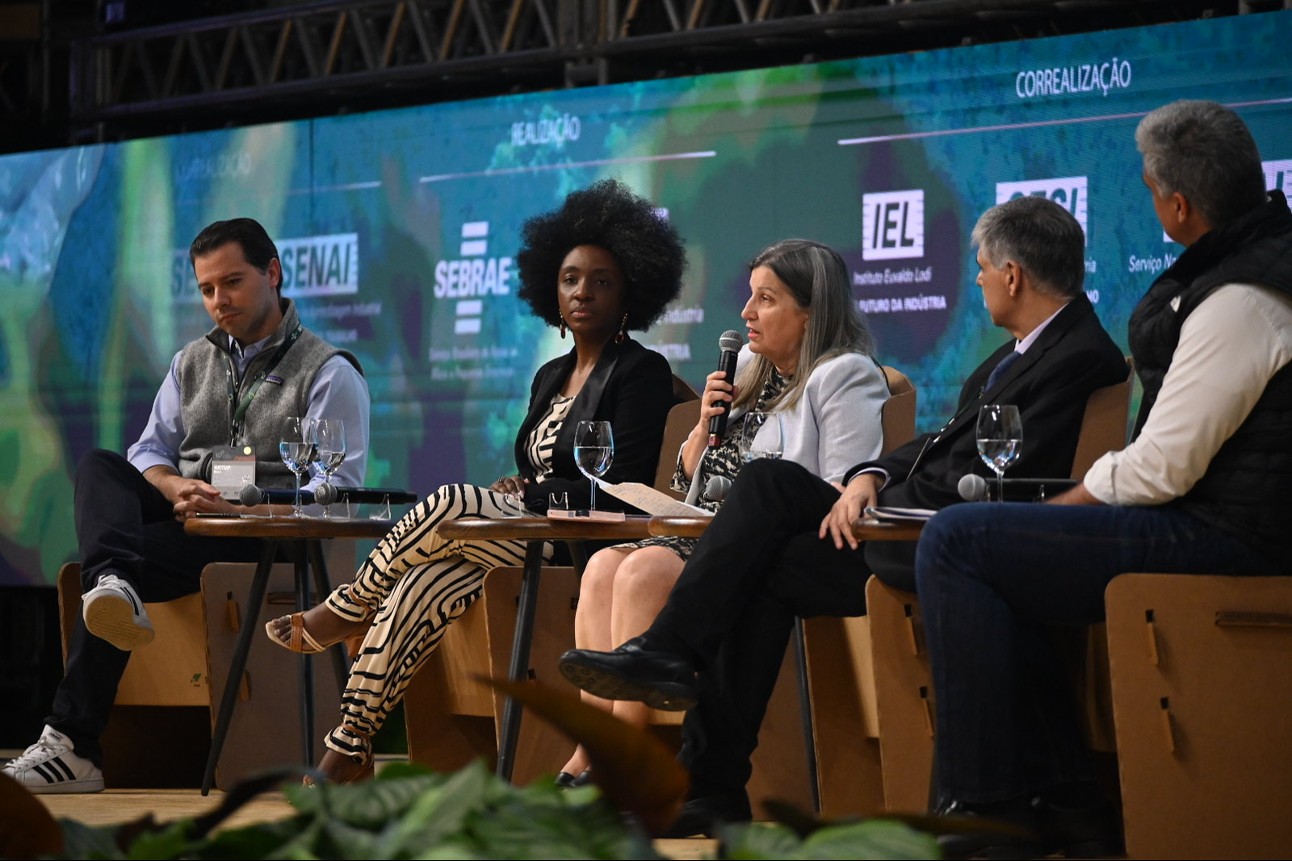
[264,612,331,654]
[302,748,375,787]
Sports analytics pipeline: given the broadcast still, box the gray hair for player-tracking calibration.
[1135,100,1266,229]
[734,239,876,413]
[972,196,1085,299]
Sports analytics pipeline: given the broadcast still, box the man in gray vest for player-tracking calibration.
[2,217,371,793]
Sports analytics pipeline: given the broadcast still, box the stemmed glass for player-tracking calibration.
[976,404,1023,503]
[278,416,317,517]
[314,418,346,518]
[741,411,784,462]
[573,420,614,512]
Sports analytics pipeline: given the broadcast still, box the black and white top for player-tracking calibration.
[524,393,575,482]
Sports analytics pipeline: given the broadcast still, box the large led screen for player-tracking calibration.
[2,12,1289,583]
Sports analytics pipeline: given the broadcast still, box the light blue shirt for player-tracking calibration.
[127,332,371,492]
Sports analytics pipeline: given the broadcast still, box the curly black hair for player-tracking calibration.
[516,178,687,331]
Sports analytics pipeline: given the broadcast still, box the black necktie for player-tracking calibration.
[985,350,1021,392]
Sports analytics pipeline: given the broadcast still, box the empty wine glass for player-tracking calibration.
[976,404,1023,502]
[573,420,614,511]
[278,416,317,517]
[314,418,346,518]
[740,411,784,462]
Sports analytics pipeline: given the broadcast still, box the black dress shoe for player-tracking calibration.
[554,768,592,789]
[934,798,1043,860]
[660,794,752,839]
[558,636,698,711]
[1034,794,1123,858]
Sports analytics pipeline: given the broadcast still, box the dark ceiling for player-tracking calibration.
[0,0,1283,155]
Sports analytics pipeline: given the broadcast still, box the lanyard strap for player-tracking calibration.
[227,324,303,444]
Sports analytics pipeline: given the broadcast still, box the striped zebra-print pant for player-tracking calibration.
[321,482,553,763]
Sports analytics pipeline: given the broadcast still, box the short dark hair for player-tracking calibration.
[515,179,687,331]
[972,196,1085,299]
[1136,99,1267,229]
[189,218,282,292]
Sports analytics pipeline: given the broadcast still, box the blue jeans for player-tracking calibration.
[914,500,1282,808]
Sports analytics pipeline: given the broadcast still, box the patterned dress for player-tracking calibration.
[618,369,789,559]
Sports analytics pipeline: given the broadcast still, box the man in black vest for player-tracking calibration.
[911,100,1292,858]
[2,218,371,793]
[558,196,1128,836]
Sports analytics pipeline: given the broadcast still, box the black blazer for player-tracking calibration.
[514,337,675,513]
[852,295,1128,512]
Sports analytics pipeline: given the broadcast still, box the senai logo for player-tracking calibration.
[434,221,514,335]
[171,232,358,300]
[996,176,1088,238]
[862,190,924,261]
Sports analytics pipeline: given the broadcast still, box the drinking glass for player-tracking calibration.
[573,420,614,511]
[314,418,346,518]
[976,404,1023,503]
[278,416,317,517]
[740,411,784,462]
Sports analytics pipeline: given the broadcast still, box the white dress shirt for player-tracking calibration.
[1085,283,1292,505]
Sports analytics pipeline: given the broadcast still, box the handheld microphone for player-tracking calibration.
[238,483,316,506]
[957,474,1078,502]
[708,330,744,447]
[704,474,733,502]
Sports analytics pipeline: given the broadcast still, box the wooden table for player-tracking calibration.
[184,514,396,795]
[647,514,926,542]
[435,514,653,780]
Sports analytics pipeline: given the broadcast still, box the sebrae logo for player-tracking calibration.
[996,176,1088,241]
[862,190,924,261]
[434,221,514,336]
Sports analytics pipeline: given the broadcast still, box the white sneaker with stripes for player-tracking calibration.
[82,572,154,650]
[2,725,104,794]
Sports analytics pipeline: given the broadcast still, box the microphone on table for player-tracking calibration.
[708,330,744,447]
[704,474,733,502]
[238,483,318,506]
[239,483,418,506]
[956,473,1078,502]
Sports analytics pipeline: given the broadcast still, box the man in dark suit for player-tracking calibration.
[558,195,1128,836]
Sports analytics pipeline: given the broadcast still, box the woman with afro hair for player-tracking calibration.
[264,178,686,784]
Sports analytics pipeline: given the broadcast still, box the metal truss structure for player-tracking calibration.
[1,0,1288,153]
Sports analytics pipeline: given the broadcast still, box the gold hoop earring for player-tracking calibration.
[615,313,628,344]
[559,318,567,339]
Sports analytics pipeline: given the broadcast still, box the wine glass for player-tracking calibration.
[278,416,317,517]
[314,418,346,518]
[573,420,614,511]
[976,404,1023,503]
[740,411,784,462]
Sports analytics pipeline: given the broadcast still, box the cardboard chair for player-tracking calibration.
[55,538,358,789]
[1105,573,1292,859]
[798,364,917,817]
[866,365,1133,813]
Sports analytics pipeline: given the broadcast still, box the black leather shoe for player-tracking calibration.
[1034,794,1124,858]
[934,798,1043,860]
[558,636,698,711]
[554,768,592,789]
[660,794,752,838]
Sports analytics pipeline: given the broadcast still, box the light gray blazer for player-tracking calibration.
[728,345,888,484]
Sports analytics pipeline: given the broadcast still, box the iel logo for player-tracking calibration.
[862,190,924,261]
